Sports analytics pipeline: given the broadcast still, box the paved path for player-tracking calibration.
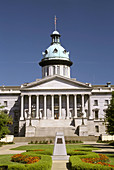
[51,160,69,170]
[0,142,28,155]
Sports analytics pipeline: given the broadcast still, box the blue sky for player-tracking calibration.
[0,0,114,86]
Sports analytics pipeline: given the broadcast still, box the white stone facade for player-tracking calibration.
[0,30,113,137]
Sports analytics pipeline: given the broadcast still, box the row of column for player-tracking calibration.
[20,94,90,120]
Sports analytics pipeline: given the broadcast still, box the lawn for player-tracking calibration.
[106,154,114,165]
[10,144,99,151]
[0,154,21,166]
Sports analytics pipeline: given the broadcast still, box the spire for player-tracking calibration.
[51,16,60,44]
[54,16,57,31]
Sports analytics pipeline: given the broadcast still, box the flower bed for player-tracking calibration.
[81,154,114,168]
[8,153,52,170]
[11,154,40,164]
[69,152,114,170]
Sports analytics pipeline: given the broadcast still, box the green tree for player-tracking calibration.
[105,91,114,135]
[0,106,13,139]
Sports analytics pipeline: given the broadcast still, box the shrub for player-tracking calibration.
[65,140,83,144]
[35,140,38,144]
[9,153,52,170]
[69,153,114,170]
[50,140,52,144]
[109,141,114,146]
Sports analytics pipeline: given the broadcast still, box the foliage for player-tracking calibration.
[9,153,52,170]
[0,107,13,139]
[65,140,83,144]
[29,140,49,144]
[105,91,114,135]
[109,141,114,146]
[69,152,114,170]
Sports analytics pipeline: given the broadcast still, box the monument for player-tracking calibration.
[52,132,70,160]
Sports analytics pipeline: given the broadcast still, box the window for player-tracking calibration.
[47,67,49,76]
[53,66,55,75]
[65,66,68,76]
[53,48,58,53]
[94,100,98,106]
[95,110,98,119]
[63,66,65,76]
[105,100,109,106]
[4,101,7,107]
[95,126,99,132]
[57,66,60,74]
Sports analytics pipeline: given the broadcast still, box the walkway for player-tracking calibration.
[0,142,28,155]
[51,160,69,170]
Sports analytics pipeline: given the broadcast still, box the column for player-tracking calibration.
[28,95,31,118]
[43,95,46,119]
[66,94,69,119]
[59,95,62,119]
[74,94,77,118]
[82,94,85,117]
[20,95,24,120]
[88,94,93,119]
[51,95,54,119]
[36,95,39,119]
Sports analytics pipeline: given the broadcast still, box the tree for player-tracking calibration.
[0,106,13,139]
[105,91,114,135]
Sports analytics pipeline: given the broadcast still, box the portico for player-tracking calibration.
[20,93,92,120]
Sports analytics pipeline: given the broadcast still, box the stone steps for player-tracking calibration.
[35,127,77,136]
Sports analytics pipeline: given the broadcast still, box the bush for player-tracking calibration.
[50,140,52,144]
[8,153,52,170]
[69,153,114,170]
[109,141,114,146]
[65,140,83,144]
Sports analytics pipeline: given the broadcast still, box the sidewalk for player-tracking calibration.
[0,142,28,155]
[51,160,69,170]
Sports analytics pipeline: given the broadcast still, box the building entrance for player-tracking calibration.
[54,110,59,119]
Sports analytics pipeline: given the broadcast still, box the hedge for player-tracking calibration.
[8,153,52,170]
[69,152,114,170]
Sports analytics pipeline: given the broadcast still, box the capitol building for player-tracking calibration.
[0,28,113,137]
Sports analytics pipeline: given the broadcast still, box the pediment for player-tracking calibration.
[21,75,92,91]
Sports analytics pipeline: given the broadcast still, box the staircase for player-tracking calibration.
[35,119,76,136]
[35,127,76,136]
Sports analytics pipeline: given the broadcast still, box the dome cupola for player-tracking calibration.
[39,17,73,78]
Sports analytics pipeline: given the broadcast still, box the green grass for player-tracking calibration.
[10,144,54,151]
[0,154,21,166]
[106,154,114,165]
[11,144,99,151]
